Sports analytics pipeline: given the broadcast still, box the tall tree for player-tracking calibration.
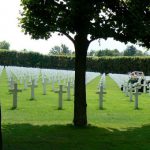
[49,46,61,55]
[20,0,150,126]
[49,44,71,55]
[124,45,137,56]
[61,44,71,55]
[0,41,10,50]
[88,50,96,56]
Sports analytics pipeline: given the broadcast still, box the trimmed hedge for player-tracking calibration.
[0,51,75,70]
[0,51,150,75]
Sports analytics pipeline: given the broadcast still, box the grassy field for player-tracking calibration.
[1,69,150,150]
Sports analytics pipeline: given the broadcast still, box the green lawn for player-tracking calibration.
[1,69,150,150]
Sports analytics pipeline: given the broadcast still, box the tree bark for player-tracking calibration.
[0,104,2,150]
[73,34,89,127]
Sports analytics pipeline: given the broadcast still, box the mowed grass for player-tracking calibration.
[1,69,150,150]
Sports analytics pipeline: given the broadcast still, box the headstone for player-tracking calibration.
[42,77,48,95]
[96,83,106,110]
[9,83,22,109]
[128,83,133,102]
[133,86,141,109]
[66,81,71,100]
[141,80,147,93]
[28,79,38,100]
[23,77,28,90]
[55,85,66,109]
[51,79,56,92]
[8,77,14,90]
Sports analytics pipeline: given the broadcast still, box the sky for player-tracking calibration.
[0,0,146,55]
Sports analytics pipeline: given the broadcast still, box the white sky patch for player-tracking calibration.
[0,0,145,55]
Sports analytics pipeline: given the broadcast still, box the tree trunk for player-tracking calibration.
[73,35,89,127]
[0,104,2,150]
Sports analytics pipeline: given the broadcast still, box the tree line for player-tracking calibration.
[1,40,149,57]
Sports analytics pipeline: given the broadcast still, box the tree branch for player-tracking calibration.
[56,30,75,44]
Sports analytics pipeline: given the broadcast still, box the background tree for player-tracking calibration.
[61,44,71,55]
[96,49,121,56]
[49,46,61,55]
[123,45,137,56]
[123,45,144,56]
[20,0,150,126]
[49,44,71,55]
[88,50,96,56]
[0,41,10,50]
[134,50,144,56]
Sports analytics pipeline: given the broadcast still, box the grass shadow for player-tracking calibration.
[2,123,150,150]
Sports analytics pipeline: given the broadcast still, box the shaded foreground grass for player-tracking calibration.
[3,124,150,150]
[1,69,150,150]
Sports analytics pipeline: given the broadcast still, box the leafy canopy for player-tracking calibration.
[20,0,150,48]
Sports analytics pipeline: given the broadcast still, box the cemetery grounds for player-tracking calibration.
[1,69,150,150]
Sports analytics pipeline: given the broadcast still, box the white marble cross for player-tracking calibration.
[8,77,14,90]
[42,77,48,95]
[133,86,141,109]
[28,79,38,100]
[51,79,56,92]
[128,83,133,102]
[9,83,22,109]
[23,77,28,90]
[65,81,72,100]
[55,85,66,110]
[96,83,106,110]
[141,80,147,93]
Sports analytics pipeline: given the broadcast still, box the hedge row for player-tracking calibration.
[0,51,75,70]
[87,56,150,75]
[0,51,150,75]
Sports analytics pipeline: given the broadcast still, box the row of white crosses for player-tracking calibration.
[5,66,40,91]
[109,73,147,109]
[5,66,40,108]
[109,73,129,88]
[4,66,99,109]
[96,73,106,110]
[53,71,100,109]
[86,72,100,84]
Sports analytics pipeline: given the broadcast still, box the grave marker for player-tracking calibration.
[9,83,22,109]
[55,85,66,109]
[65,81,72,100]
[28,79,38,100]
[133,86,141,109]
[8,77,14,90]
[128,83,133,102]
[51,79,56,92]
[142,80,147,93]
[96,83,106,110]
[23,77,28,90]
[42,77,48,95]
